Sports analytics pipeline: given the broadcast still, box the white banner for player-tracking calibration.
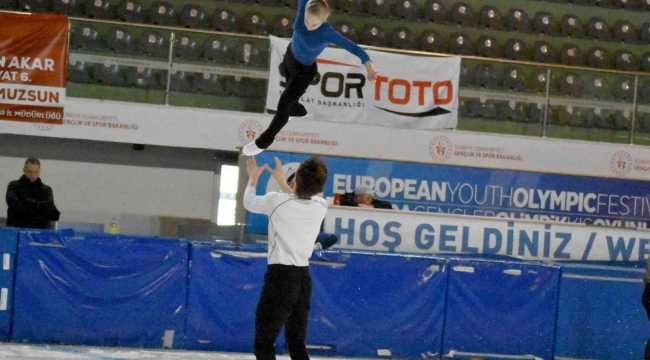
[324,206,650,262]
[3,97,650,181]
[266,36,459,130]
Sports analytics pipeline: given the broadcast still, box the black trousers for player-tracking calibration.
[254,264,312,360]
[643,283,650,359]
[255,44,318,149]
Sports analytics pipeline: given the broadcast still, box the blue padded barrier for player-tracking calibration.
[443,259,560,360]
[308,251,447,359]
[11,231,188,348]
[184,241,285,354]
[0,227,19,342]
[555,264,649,360]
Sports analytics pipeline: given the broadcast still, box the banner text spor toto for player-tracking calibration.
[266,36,460,130]
[0,12,68,125]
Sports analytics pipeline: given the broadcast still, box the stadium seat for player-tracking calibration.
[560,15,584,38]
[368,0,391,18]
[423,0,446,22]
[504,38,528,60]
[614,77,635,101]
[71,23,102,51]
[506,9,530,32]
[640,22,650,44]
[560,44,584,66]
[85,0,115,19]
[477,35,500,58]
[531,69,554,93]
[149,1,176,26]
[108,27,135,54]
[587,18,611,40]
[449,33,474,55]
[231,0,254,4]
[560,106,587,127]
[479,6,503,29]
[181,4,207,29]
[534,12,557,35]
[127,67,160,89]
[474,63,499,89]
[613,20,637,42]
[53,0,83,16]
[0,0,19,10]
[470,99,499,119]
[642,114,650,133]
[503,66,526,92]
[390,27,416,50]
[458,98,470,117]
[139,30,168,58]
[93,63,126,86]
[169,71,193,93]
[643,52,650,71]
[334,21,358,42]
[362,24,387,47]
[615,50,638,71]
[458,64,469,87]
[68,60,93,84]
[195,73,228,95]
[242,12,268,36]
[588,47,612,68]
[451,3,475,26]
[273,14,295,38]
[234,41,264,66]
[19,0,50,12]
[176,35,200,60]
[614,110,633,129]
[339,0,365,16]
[586,76,612,99]
[613,0,637,9]
[203,37,233,64]
[419,30,445,53]
[559,73,584,97]
[529,103,554,124]
[394,0,419,21]
[227,76,260,98]
[585,108,610,128]
[501,101,528,122]
[533,41,556,63]
[213,8,238,32]
[641,81,650,102]
[642,0,650,10]
[118,0,144,23]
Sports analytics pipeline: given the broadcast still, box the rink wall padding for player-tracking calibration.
[308,252,447,359]
[1,230,649,359]
[442,259,560,360]
[554,264,650,360]
[11,231,188,348]
[0,228,19,342]
[183,241,286,354]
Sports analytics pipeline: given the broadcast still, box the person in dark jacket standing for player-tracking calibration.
[5,158,60,229]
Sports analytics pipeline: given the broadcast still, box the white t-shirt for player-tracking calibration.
[244,186,328,266]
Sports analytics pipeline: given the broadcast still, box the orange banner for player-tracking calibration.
[0,12,68,124]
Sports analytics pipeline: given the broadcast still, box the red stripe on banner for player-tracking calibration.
[315,58,359,67]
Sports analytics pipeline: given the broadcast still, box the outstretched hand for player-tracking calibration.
[267,157,284,181]
[365,61,379,83]
[247,157,268,185]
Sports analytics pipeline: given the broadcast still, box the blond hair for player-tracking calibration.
[306,0,331,18]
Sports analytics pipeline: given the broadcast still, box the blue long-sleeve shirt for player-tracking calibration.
[291,0,371,66]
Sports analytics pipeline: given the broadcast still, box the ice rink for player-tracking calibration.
[0,344,381,360]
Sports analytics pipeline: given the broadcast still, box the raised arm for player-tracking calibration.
[329,31,378,82]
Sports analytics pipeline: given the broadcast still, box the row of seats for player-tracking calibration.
[10,0,650,44]
[461,64,650,101]
[459,98,650,132]
[72,24,268,66]
[67,60,266,97]
[533,0,650,11]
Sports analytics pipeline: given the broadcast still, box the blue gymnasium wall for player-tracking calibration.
[0,227,648,359]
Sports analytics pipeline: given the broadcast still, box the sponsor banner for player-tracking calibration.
[245,151,650,235]
[323,206,650,262]
[0,12,68,124]
[3,98,650,180]
[266,36,459,130]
